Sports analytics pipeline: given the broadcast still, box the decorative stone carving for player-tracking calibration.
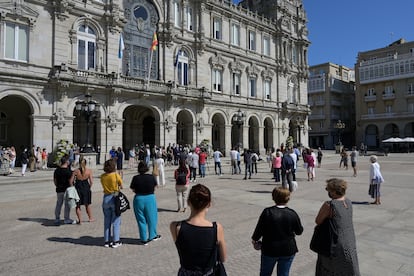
[106,111,118,132]
[261,67,275,79]
[209,53,227,70]
[229,59,245,73]
[51,108,66,130]
[246,64,261,77]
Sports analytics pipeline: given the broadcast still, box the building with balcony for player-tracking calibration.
[0,0,310,161]
[308,63,355,149]
[355,38,414,149]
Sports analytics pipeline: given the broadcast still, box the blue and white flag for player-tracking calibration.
[118,34,125,59]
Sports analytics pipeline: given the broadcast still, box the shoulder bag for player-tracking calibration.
[310,201,338,257]
[208,222,227,276]
[114,173,130,216]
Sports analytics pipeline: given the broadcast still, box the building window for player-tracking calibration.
[174,0,181,27]
[263,36,270,56]
[319,121,324,129]
[385,86,393,94]
[385,105,392,113]
[248,31,256,51]
[177,50,189,85]
[367,88,375,96]
[77,25,96,70]
[232,73,240,95]
[213,18,221,40]
[186,6,193,31]
[249,77,256,97]
[408,83,414,95]
[292,45,297,64]
[264,80,271,100]
[4,22,28,62]
[408,102,414,112]
[213,69,222,92]
[231,23,240,46]
[368,107,375,114]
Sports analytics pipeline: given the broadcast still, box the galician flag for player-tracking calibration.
[118,33,125,59]
[151,32,158,51]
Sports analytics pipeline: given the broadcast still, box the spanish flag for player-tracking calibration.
[151,32,158,51]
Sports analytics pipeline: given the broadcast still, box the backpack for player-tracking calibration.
[176,169,187,185]
[252,154,257,162]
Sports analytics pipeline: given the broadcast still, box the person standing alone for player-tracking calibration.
[350,146,358,177]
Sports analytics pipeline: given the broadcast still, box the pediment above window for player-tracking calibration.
[246,64,261,77]
[209,54,227,70]
[261,68,274,79]
[0,0,39,26]
[229,59,244,73]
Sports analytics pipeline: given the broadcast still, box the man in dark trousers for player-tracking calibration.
[54,155,75,225]
[281,151,294,191]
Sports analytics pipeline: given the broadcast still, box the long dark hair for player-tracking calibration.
[177,159,188,173]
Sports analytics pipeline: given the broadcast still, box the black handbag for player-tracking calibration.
[310,201,338,257]
[114,191,130,217]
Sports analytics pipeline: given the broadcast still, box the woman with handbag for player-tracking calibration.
[368,155,384,205]
[170,184,227,276]
[100,159,123,248]
[251,187,303,276]
[130,161,161,245]
[314,178,360,275]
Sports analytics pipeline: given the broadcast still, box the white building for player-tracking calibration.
[0,0,310,162]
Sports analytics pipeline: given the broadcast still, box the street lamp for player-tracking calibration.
[232,108,245,149]
[75,94,99,153]
[334,120,346,145]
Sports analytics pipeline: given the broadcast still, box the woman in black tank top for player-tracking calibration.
[170,184,227,275]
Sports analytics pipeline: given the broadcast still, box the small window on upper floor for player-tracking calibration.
[263,36,270,56]
[174,0,182,27]
[231,23,240,46]
[186,6,193,31]
[213,18,221,40]
[4,22,29,62]
[248,31,256,51]
[232,73,241,96]
[176,50,189,85]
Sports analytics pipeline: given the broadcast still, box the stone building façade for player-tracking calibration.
[0,0,310,162]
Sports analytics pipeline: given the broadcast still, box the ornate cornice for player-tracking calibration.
[209,53,227,70]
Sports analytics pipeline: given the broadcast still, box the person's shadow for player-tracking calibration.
[48,236,142,246]
[18,217,58,227]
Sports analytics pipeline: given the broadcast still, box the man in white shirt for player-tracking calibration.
[213,149,223,175]
[230,148,238,174]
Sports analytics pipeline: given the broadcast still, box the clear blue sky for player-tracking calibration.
[303,0,414,68]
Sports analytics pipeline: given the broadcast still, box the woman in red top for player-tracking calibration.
[198,149,208,178]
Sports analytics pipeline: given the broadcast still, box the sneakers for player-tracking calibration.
[54,219,60,226]
[64,219,76,224]
[151,235,162,241]
[104,242,113,248]
[112,241,122,248]
[139,240,149,246]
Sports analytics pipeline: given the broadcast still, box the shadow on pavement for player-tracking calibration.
[351,201,370,205]
[247,190,272,194]
[19,217,58,227]
[48,236,143,246]
[158,207,178,213]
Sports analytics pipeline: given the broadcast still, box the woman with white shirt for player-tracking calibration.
[368,155,384,205]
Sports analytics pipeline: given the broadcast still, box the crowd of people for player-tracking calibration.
[48,140,389,276]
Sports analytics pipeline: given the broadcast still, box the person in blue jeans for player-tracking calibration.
[130,161,161,245]
[100,159,123,248]
[251,188,303,276]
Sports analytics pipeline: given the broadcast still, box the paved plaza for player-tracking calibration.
[0,151,413,276]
